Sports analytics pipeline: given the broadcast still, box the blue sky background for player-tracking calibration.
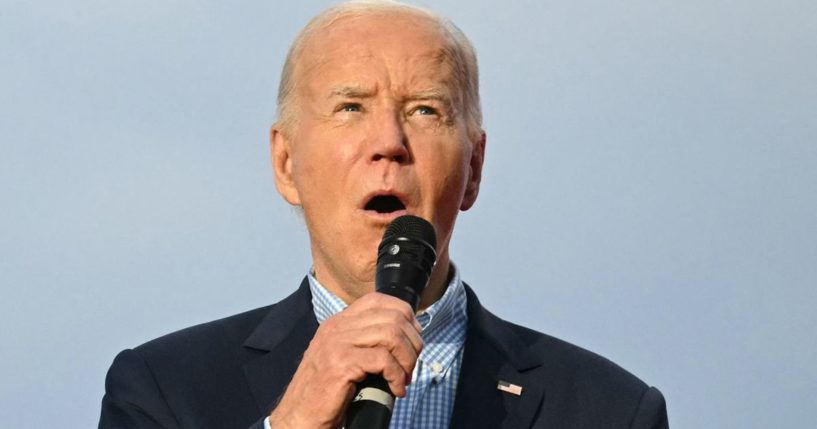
[1,0,815,427]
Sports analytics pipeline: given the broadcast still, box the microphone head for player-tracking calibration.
[376,215,437,310]
[382,215,437,251]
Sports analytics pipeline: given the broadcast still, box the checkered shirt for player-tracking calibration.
[308,267,468,429]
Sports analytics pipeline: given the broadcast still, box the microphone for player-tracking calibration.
[344,215,437,429]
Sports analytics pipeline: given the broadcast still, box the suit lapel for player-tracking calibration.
[497,365,548,429]
[449,322,508,428]
[242,279,318,415]
[450,285,547,429]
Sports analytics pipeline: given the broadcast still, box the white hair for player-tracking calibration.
[275,0,483,139]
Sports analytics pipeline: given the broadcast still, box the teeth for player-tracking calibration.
[365,195,406,213]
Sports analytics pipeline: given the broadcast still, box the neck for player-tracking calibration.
[417,249,451,311]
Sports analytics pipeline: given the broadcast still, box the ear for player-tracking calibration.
[270,125,302,206]
[460,131,486,211]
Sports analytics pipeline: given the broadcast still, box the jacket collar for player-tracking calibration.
[242,278,318,414]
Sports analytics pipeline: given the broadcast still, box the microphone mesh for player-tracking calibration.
[383,215,437,249]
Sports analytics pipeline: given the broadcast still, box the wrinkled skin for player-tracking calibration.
[268,12,485,429]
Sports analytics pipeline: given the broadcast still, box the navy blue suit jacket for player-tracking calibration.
[99,279,668,428]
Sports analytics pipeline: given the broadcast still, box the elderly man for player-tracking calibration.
[99,1,668,428]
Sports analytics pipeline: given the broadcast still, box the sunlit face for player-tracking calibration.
[271,13,484,303]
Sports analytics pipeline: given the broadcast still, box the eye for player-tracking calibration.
[410,105,438,116]
[338,103,362,113]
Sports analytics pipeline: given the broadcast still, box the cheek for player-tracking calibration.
[290,141,336,206]
[422,143,471,206]
[290,133,362,212]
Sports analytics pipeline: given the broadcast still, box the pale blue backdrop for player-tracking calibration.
[2,1,815,427]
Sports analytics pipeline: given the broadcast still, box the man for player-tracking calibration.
[99,1,669,428]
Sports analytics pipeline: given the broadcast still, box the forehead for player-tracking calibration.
[296,13,458,97]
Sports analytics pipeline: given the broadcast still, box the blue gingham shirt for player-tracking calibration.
[310,266,468,429]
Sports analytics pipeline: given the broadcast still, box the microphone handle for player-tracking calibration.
[345,374,393,429]
[345,285,410,429]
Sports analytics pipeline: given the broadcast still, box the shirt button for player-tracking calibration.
[431,362,443,374]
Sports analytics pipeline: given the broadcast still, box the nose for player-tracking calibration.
[370,110,410,164]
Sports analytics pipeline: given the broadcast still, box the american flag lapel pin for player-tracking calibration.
[497,380,523,396]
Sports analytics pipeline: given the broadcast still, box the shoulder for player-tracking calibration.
[101,305,278,428]
[464,285,667,427]
[489,311,650,395]
[134,304,273,361]
[101,283,315,428]
[104,303,277,401]
[465,284,649,392]
[132,279,313,364]
[481,300,648,392]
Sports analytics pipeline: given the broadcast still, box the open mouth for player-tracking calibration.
[364,195,406,214]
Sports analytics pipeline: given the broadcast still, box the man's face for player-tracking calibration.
[271,13,484,302]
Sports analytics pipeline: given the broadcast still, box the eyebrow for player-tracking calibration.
[405,89,451,104]
[328,86,376,99]
[327,86,452,104]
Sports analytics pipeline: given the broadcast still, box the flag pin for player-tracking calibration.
[497,380,523,396]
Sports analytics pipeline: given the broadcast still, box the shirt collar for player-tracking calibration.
[307,268,347,324]
[307,264,465,332]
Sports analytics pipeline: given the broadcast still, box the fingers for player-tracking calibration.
[348,347,410,397]
[335,322,420,378]
[325,294,424,358]
[339,293,420,330]
[333,306,422,348]
[268,292,423,427]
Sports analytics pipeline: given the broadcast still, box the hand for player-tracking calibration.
[268,292,423,429]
